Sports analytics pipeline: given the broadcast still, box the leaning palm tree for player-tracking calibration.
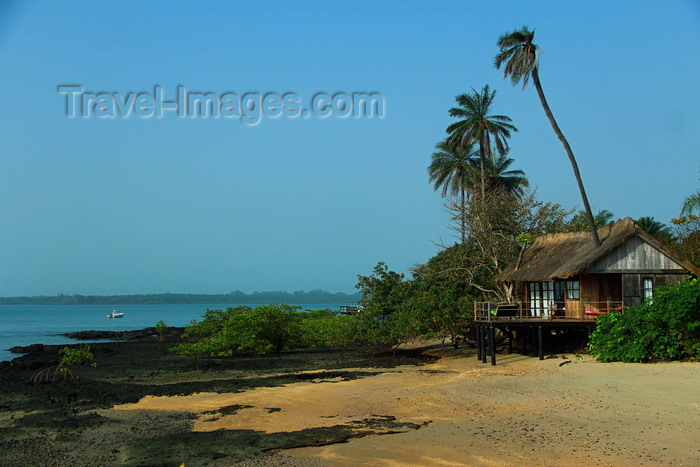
[476,152,529,199]
[446,85,517,198]
[429,140,480,243]
[495,27,601,245]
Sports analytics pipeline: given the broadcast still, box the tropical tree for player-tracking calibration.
[476,151,529,198]
[444,187,573,301]
[429,140,479,242]
[566,209,614,232]
[635,216,673,242]
[681,191,700,215]
[670,214,700,268]
[446,85,517,198]
[495,26,601,245]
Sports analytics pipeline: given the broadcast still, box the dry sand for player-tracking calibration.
[111,346,700,466]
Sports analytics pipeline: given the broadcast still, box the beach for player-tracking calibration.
[1,333,698,466]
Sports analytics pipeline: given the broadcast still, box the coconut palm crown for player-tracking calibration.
[429,139,529,243]
[495,26,601,245]
[429,140,479,243]
[477,152,529,198]
[445,85,517,198]
[635,216,673,242]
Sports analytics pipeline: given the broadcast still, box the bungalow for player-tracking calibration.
[474,217,700,364]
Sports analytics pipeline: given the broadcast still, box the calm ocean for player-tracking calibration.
[0,303,350,363]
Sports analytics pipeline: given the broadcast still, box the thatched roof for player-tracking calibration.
[497,217,700,282]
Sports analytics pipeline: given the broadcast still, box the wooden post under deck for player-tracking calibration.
[473,309,597,365]
[476,325,482,361]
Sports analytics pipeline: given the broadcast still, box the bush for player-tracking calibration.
[346,261,474,350]
[171,304,349,359]
[589,278,700,362]
[59,345,95,367]
[30,345,96,383]
[155,320,168,341]
[300,308,351,347]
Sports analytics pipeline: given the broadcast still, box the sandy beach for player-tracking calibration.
[112,344,700,466]
[2,335,699,466]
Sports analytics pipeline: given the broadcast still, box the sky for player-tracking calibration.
[0,1,698,296]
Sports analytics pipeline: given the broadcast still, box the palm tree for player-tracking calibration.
[495,27,601,245]
[636,216,674,243]
[445,85,517,198]
[681,191,700,215]
[567,209,614,232]
[428,140,479,243]
[476,152,529,198]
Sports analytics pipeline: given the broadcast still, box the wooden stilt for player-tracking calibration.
[538,325,544,360]
[489,324,496,366]
[476,325,482,361]
[507,329,513,354]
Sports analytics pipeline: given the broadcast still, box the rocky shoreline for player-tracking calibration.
[0,327,436,466]
[3,327,186,371]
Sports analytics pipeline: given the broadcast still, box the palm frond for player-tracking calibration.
[494,26,539,89]
[681,191,700,215]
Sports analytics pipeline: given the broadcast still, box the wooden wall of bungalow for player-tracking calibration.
[522,236,690,319]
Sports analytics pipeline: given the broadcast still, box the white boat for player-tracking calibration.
[107,310,124,319]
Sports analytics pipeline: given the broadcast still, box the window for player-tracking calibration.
[643,278,654,304]
[542,282,554,308]
[554,282,565,308]
[529,282,541,316]
[528,281,563,317]
[566,280,580,300]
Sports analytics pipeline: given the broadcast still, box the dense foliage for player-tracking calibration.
[671,214,700,268]
[344,258,476,350]
[445,188,573,301]
[170,305,349,359]
[345,263,413,347]
[589,279,700,362]
[171,259,480,358]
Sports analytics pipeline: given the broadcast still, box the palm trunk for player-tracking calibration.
[460,187,466,244]
[478,137,486,199]
[532,68,601,245]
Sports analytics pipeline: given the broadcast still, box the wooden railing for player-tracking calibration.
[474,301,624,321]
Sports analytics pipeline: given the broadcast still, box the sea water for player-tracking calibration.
[0,303,349,363]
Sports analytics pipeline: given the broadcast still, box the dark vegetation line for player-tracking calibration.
[0,289,362,306]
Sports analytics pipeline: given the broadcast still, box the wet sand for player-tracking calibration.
[111,345,700,466]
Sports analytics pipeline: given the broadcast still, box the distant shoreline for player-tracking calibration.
[0,290,361,306]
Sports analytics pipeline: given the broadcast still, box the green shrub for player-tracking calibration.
[181,306,253,339]
[589,278,700,362]
[172,304,351,359]
[59,345,96,367]
[346,261,473,350]
[30,345,96,383]
[155,320,168,341]
[300,308,350,347]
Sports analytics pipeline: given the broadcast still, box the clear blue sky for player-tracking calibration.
[1,1,698,296]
